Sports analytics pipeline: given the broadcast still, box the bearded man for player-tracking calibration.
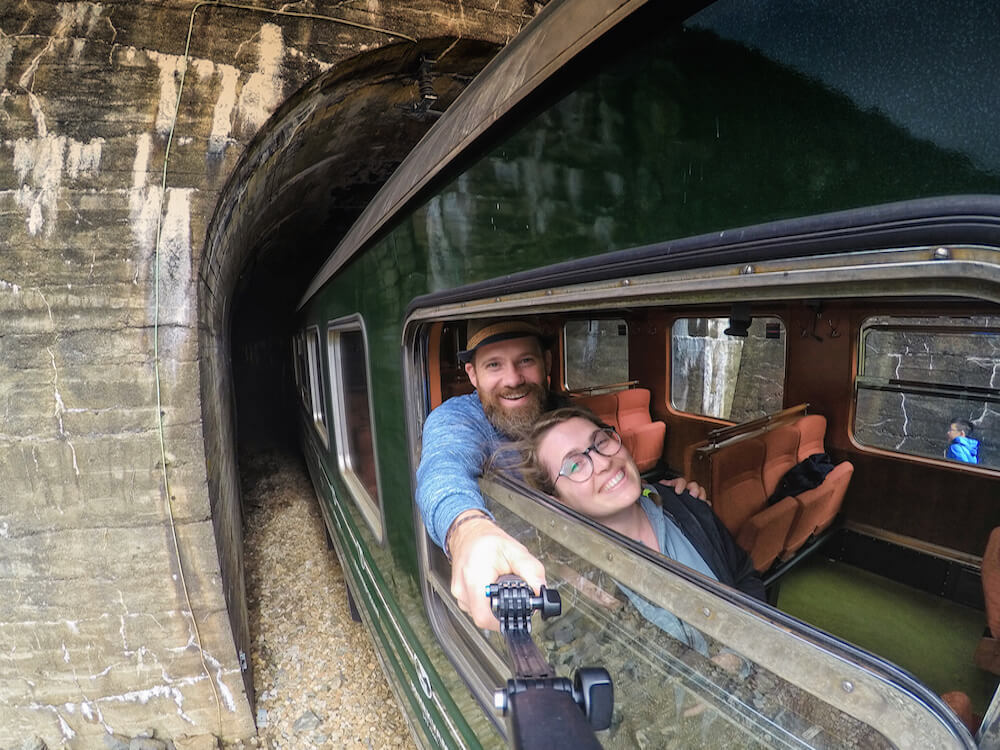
[415,318,558,629]
[416,318,701,630]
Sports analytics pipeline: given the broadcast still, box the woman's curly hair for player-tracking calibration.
[489,405,614,495]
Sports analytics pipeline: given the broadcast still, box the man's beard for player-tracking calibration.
[482,382,548,439]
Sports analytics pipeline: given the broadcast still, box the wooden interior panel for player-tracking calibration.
[784,301,854,453]
[845,451,1000,556]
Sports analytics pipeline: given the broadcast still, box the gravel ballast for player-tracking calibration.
[241,447,417,750]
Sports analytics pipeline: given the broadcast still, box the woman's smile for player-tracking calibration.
[601,469,627,493]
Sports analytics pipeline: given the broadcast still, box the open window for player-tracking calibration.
[327,316,384,542]
[854,315,1000,470]
[670,316,786,423]
[563,318,630,392]
[405,260,992,748]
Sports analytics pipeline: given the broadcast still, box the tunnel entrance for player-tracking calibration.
[197,38,499,706]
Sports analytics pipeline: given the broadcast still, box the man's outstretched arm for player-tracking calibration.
[415,394,547,629]
[446,510,547,630]
[415,394,498,548]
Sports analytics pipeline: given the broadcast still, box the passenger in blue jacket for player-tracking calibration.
[946,418,980,464]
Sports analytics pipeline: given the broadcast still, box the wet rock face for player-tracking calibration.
[0,0,541,746]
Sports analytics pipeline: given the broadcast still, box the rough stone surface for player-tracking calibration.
[0,0,539,745]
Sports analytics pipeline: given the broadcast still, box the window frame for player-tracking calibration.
[327,314,385,543]
[852,315,1000,470]
[403,235,1000,742]
[561,317,631,392]
[304,326,329,446]
[292,332,309,408]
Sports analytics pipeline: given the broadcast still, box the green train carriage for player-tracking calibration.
[293,0,1000,746]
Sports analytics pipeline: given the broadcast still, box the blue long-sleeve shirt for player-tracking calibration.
[415,393,501,549]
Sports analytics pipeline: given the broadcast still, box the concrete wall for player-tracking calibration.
[0,1,536,745]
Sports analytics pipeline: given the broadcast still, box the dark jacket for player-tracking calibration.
[653,483,766,602]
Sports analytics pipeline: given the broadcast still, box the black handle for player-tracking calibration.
[487,576,615,747]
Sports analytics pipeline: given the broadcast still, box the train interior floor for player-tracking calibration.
[777,555,998,716]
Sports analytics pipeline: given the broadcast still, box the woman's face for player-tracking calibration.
[537,417,642,521]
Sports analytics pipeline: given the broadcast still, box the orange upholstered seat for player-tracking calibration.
[761,424,801,497]
[769,413,853,556]
[941,691,980,735]
[983,527,1000,638]
[574,392,621,432]
[796,414,827,461]
[762,424,824,558]
[617,388,666,473]
[711,436,797,571]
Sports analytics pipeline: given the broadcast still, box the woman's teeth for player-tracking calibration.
[602,470,625,491]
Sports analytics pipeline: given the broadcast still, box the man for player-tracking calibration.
[416,318,700,629]
[946,418,980,464]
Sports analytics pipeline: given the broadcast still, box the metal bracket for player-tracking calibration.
[396,55,443,120]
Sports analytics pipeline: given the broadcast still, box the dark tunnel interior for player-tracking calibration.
[224,39,499,466]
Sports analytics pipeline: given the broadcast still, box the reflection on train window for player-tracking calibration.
[305,327,329,446]
[564,319,629,391]
[480,486,915,749]
[328,318,384,541]
[855,315,1000,468]
[671,317,786,422]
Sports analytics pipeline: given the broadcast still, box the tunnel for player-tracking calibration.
[196,38,500,705]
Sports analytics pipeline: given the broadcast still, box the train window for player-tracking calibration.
[305,327,329,446]
[328,317,384,541]
[293,333,309,407]
[563,319,629,390]
[854,315,1000,469]
[478,478,967,748]
[670,317,786,422]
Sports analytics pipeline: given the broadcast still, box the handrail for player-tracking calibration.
[704,403,809,446]
[567,380,638,397]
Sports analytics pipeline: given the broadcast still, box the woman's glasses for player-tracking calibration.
[556,428,622,483]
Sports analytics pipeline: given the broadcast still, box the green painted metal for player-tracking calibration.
[295,2,1000,745]
[302,17,1000,577]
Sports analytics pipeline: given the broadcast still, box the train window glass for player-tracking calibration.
[328,319,384,541]
[293,334,309,407]
[478,479,966,748]
[854,315,1000,469]
[305,327,329,446]
[563,319,629,390]
[670,317,785,422]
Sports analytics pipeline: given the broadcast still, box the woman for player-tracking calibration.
[518,406,764,690]
[521,406,765,603]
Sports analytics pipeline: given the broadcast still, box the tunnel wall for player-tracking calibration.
[0,1,534,745]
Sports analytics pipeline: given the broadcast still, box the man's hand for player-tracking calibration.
[661,476,709,504]
[447,511,547,630]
